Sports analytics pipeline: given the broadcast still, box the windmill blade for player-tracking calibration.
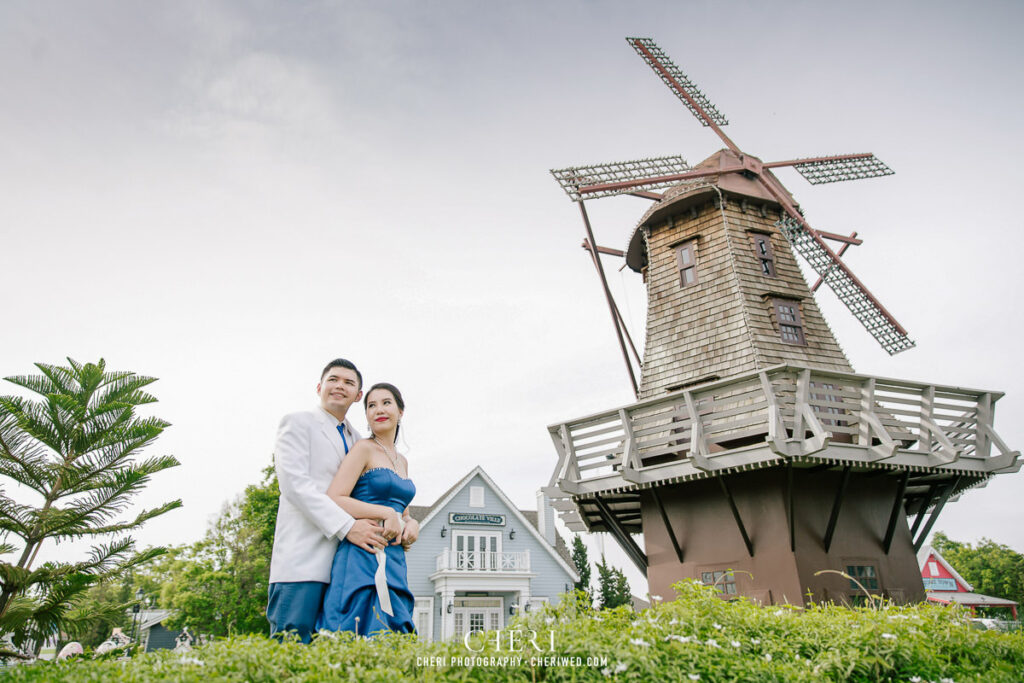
[776,217,915,355]
[766,153,894,185]
[550,155,690,201]
[627,37,728,128]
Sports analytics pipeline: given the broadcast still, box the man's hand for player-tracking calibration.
[400,517,420,549]
[346,518,387,553]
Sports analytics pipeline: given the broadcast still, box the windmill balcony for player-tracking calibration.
[435,549,531,573]
[545,364,1020,532]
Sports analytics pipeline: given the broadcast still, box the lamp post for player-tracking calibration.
[131,588,145,644]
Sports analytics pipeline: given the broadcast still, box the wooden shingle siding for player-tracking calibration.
[639,188,852,399]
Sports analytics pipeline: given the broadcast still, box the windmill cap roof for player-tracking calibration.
[625,149,796,272]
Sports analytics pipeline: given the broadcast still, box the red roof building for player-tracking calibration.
[917,545,1018,619]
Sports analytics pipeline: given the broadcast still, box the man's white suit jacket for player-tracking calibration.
[269,407,361,584]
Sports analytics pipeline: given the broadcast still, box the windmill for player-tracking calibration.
[544,38,1019,606]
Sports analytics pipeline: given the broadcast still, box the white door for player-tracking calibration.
[452,598,503,638]
[454,531,501,570]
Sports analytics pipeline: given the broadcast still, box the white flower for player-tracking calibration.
[712,622,722,630]
[773,608,785,616]
[705,638,719,648]
[592,616,604,622]
[940,678,954,683]
[650,595,663,602]
[665,634,693,643]
[177,657,204,667]
[669,618,680,625]
[764,653,772,662]
[630,638,650,647]
[730,640,741,648]
[545,616,556,625]
[910,677,922,683]
[881,633,897,640]
[328,663,340,670]
[614,662,628,674]
[317,629,337,639]
[688,675,701,681]
[750,638,760,644]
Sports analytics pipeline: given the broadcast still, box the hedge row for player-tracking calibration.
[4,581,1023,681]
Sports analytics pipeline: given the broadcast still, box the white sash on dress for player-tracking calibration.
[374,515,405,616]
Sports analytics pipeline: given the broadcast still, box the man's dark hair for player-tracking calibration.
[320,358,362,389]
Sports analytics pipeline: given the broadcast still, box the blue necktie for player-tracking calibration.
[336,425,349,454]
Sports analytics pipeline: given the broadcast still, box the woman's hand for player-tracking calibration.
[400,517,420,549]
[382,510,403,541]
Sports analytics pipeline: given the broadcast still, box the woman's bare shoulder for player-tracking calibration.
[347,439,376,457]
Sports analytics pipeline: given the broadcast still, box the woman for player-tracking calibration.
[317,382,417,635]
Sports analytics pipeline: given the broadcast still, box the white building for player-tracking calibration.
[405,466,579,640]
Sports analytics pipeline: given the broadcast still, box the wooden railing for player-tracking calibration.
[435,550,530,572]
[547,365,1018,496]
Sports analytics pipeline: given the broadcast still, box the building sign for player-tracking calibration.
[922,577,957,591]
[449,512,505,526]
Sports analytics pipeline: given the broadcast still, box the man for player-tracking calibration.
[266,358,420,642]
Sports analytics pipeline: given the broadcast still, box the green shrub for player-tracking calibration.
[4,581,1023,681]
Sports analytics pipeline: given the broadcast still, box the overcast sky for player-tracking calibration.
[3,1,1022,592]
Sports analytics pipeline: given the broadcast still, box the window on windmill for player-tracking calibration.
[845,565,879,591]
[809,381,845,427]
[676,241,698,288]
[701,570,738,595]
[773,299,806,345]
[750,233,777,277]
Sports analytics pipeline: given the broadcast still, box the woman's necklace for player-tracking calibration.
[372,435,401,473]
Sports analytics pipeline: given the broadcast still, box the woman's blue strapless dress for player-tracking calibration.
[317,467,417,635]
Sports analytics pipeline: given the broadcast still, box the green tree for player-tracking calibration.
[162,466,278,636]
[932,531,1024,609]
[571,535,592,602]
[0,359,181,656]
[71,466,279,643]
[596,556,631,609]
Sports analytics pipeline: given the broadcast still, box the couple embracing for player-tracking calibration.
[266,358,419,641]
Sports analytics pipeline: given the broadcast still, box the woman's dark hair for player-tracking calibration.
[364,382,405,440]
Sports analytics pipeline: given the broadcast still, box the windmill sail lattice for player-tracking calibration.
[791,155,895,185]
[627,37,728,127]
[777,217,914,355]
[550,155,691,201]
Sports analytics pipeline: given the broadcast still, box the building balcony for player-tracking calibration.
[545,364,1019,534]
[434,549,531,573]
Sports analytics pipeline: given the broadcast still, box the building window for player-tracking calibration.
[751,233,777,277]
[676,241,698,288]
[773,298,806,345]
[846,565,879,591]
[413,599,433,641]
[701,570,738,596]
[928,561,939,577]
[470,486,485,508]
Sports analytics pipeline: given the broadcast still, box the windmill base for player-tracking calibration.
[640,467,926,606]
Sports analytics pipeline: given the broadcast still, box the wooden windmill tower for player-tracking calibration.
[545,38,1020,606]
